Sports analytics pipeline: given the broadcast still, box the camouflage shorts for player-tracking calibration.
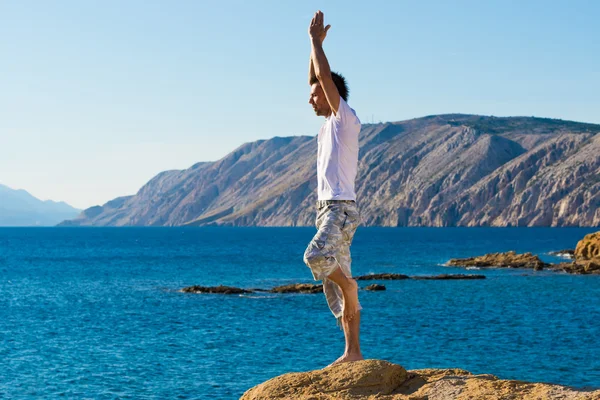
[303,200,363,327]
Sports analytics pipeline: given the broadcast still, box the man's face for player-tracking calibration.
[309,83,331,117]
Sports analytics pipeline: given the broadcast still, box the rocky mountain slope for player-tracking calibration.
[0,184,80,226]
[60,114,600,227]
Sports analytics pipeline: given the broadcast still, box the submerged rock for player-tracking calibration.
[448,251,549,270]
[241,359,598,400]
[550,249,575,258]
[365,284,386,291]
[269,283,323,294]
[412,274,486,280]
[180,285,253,294]
[356,273,410,280]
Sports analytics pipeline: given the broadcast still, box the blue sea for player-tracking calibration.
[1,227,599,399]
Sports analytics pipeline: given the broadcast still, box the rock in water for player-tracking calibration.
[180,285,252,294]
[269,283,323,294]
[550,249,575,258]
[365,284,386,291]
[356,273,410,280]
[550,231,600,275]
[448,251,549,270]
[241,359,600,399]
[574,232,600,261]
[411,274,486,280]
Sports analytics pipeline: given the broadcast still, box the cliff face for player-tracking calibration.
[60,114,600,227]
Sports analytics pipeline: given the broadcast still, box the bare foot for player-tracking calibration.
[342,278,360,322]
[326,352,364,368]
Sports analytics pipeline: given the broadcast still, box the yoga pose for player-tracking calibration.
[303,10,363,367]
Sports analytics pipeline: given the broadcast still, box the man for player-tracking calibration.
[303,10,363,367]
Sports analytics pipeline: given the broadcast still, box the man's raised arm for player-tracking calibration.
[309,11,340,115]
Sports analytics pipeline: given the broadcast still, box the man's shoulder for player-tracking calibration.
[337,97,360,125]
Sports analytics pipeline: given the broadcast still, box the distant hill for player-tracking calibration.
[60,114,600,227]
[0,184,80,226]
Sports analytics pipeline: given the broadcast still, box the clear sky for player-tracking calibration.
[1,0,598,209]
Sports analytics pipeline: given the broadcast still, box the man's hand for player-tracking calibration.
[309,10,331,44]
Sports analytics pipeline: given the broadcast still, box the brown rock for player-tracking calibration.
[356,273,410,280]
[448,251,549,270]
[269,283,323,294]
[365,284,386,291]
[549,259,600,275]
[241,360,407,399]
[241,359,599,399]
[411,274,486,280]
[180,285,253,294]
[584,259,600,273]
[574,232,600,261]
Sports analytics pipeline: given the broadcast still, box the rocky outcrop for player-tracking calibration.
[269,283,323,294]
[180,285,253,294]
[550,231,600,274]
[356,273,410,280]
[550,249,575,258]
[365,284,386,291]
[240,359,598,400]
[180,275,487,295]
[448,251,549,270]
[551,261,600,275]
[411,274,486,280]
[60,115,600,227]
[574,232,600,260]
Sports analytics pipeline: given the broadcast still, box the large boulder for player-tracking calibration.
[241,359,599,399]
[448,251,549,270]
[574,232,600,261]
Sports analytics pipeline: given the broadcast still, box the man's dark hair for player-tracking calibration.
[310,71,349,102]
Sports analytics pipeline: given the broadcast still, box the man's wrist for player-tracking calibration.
[311,37,323,47]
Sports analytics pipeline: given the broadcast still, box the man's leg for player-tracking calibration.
[326,266,360,323]
[325,265,363,366]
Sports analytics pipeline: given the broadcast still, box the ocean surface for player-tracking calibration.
[1,227,599,399]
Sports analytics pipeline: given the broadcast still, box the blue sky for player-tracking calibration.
[1,0,598,209]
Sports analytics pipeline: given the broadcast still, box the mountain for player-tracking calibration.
[0,184,81,226]
[60,114,600,227]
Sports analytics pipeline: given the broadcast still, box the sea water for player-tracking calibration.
[1,227,599,399]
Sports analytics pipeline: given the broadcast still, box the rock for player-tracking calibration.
[356,273,410,280]
[241,359,599,399]
[548,260,600,275]
[574,232,600,261]
[241,360,407,399]
[365,284,386,291]
[448,251,549,270]
[584,259,600,273]
[180,285,253,294]
[550,249,575,258]
[269,283,323,294]
[411,274,486,280]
